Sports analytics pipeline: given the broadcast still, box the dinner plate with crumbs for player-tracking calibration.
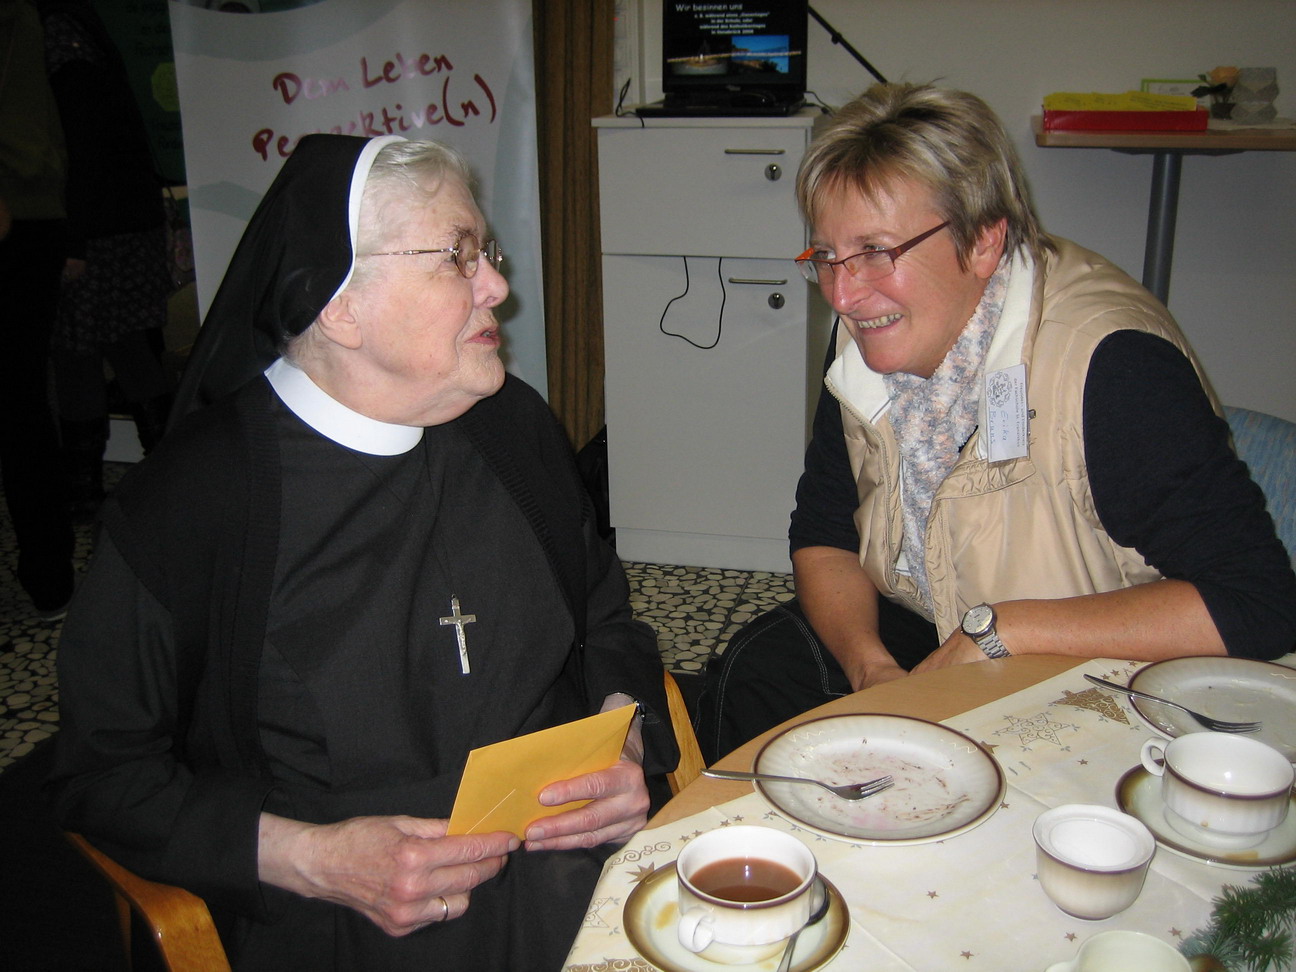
[1127,657,1296,761]
[623,862,848,972]
[752,714,1005,845]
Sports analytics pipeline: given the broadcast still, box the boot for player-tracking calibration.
[60,417,108,521]
[129,392,173,454]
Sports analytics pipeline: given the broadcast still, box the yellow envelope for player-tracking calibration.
[447,704,635,837]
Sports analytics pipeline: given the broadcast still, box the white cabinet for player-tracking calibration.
[593,112,831,572]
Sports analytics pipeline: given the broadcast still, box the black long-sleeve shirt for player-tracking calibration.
[790,328,1296,660]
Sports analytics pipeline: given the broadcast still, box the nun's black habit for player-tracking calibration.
[48,134,675,970]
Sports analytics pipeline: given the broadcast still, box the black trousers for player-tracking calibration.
[0,220,74,610]
[695,595,939,765]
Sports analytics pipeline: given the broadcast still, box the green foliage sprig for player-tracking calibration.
[1180,867,1296,972]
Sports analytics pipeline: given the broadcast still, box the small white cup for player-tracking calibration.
[1141,734,1293,849]
[675,825,816,965]
[1033,805,1155,920]
[1044,930,1190,972]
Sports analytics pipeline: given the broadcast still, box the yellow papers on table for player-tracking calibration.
[1043,90,1199,111]
[447,704,635,838]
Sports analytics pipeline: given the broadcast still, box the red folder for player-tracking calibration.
[1042,109,1209,132]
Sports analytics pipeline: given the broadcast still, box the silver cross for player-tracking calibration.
[439,595,476,674]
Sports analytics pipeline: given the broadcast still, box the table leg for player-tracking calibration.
[1143,150,1182,305]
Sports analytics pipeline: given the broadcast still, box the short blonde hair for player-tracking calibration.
[796,83,1051,268]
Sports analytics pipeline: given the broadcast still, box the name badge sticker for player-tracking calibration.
[985,363,1028,462]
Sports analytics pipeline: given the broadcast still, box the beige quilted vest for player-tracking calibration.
[832,237,1221,641]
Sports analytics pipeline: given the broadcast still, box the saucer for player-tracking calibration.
[623,862,849,972]
[1115,765,1296,869]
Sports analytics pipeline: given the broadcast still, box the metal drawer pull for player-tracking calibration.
[727,278,789,286]
[723,148,787,155]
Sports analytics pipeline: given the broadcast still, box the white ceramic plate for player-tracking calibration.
[1127,657,1296,761]
[1115,765,1296,870]
[752,714,1005,845]
[623,862,848,972]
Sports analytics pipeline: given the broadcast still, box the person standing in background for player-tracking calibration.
[39,0,174,519]
[0,0,75,618]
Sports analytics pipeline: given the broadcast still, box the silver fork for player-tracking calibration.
[701,768,894,800]
[1084,674,1262,733]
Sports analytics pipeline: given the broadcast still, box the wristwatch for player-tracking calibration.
[961,603,1011,659]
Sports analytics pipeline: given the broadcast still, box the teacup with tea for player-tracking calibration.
[675,825,817,964]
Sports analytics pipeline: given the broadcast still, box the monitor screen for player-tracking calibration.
[660,1,808,106]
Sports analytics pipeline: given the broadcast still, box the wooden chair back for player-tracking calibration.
[64,832,230,972]
[663,669,707,794]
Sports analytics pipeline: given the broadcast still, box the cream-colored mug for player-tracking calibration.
[1141,734,1292,849]
[1033,805,1155,920]
[1045,930,1190,972]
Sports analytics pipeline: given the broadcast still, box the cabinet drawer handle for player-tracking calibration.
[727,278,789,286]
[723,148,787,155]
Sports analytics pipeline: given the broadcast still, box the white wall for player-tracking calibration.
[628,1,1296,421]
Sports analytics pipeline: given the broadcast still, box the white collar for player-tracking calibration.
[264,357,423,456]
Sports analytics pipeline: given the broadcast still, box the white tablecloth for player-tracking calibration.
[563,657,1293,972]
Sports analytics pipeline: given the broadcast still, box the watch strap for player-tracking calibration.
[974,630,1011,659]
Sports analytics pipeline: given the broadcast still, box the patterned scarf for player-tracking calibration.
[883,260,1011,615]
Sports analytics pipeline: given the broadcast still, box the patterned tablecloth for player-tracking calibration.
[563,656,1294,972]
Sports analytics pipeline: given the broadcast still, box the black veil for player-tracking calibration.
[169,133,405,424]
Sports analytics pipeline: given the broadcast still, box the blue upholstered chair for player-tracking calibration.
[1224,406,1296,565]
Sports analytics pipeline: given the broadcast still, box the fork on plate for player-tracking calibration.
[701,768,894,800]
[1083,674,1262,733]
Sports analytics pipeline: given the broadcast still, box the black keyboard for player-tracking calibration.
[634,98,806,119]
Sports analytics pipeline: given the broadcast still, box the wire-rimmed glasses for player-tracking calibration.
[795,221,950,284]
[362,236,503,279]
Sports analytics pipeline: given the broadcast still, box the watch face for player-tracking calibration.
[963,604,993,637]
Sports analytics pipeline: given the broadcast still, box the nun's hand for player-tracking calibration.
[523,695,649,851]
[258,812,518,937]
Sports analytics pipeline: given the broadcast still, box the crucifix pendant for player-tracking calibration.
[438,595,476,674]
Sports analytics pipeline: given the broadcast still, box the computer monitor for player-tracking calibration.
[652,0,808,115]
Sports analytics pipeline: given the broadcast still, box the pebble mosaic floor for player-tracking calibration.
[0,463,793,773]
[622,562,794,675]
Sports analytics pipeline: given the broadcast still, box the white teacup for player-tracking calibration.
[1141,734,1293,849]
[1033,805,1155,920]
[1044,930,1190,972]
[675,825,816,965]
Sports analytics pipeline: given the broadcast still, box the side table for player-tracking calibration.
[1032,119,1296,303]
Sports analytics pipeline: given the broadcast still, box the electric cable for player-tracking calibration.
[658,256,724,350]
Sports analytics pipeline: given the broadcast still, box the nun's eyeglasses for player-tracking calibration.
[362,236,503,279]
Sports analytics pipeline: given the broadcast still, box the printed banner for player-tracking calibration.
[168,0,546,393]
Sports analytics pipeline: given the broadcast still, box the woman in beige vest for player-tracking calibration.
[696,83,1295,763]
